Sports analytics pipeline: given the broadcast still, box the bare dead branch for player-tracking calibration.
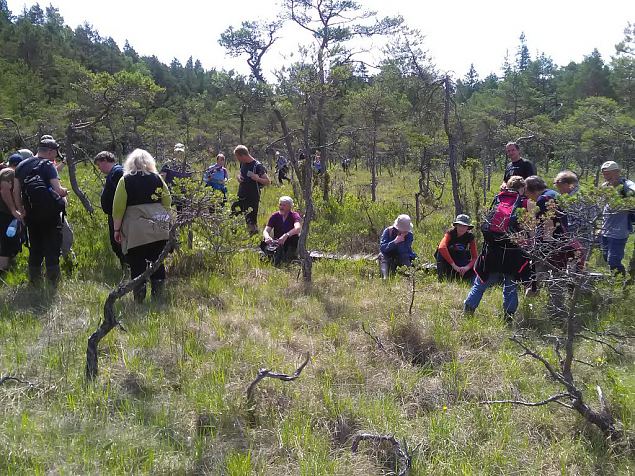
[361,322,387,352]
[246,352,310,403]
[351,432,412,476]
[480,392,573,409]
[510,335,567,386]
[576,334,624,356]
[0,375,35,387]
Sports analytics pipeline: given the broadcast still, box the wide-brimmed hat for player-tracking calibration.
[393,214,413,233]
[174,143,185,152]
[600,161,619,172]
[453,214,474,228]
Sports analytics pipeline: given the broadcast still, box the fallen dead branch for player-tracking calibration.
[0,375,35,387]
[246,352,310,403]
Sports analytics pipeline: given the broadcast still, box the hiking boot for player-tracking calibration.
[503,312,514,323]
[29,266,43,286]
[150,279,165,301]
[463,304,476,316]
[46,265,61,286]
[133,284,147,303]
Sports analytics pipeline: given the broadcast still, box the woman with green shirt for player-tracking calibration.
[113,149,172,302]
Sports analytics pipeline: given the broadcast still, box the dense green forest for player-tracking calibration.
[1,2,633,187]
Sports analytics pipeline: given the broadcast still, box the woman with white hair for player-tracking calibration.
[379,214,417,278]
[112,149,172,302]
[260,195,302,265]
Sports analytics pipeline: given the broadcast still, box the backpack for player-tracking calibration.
[21,160,65,226]
[481,190,525,235]
[204,166,225,185]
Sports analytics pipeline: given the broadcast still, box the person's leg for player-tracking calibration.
[606,237,628,274]
[245,197,259,235]
[281,235,299,262]
[600,236,610,264]
[464,273,497,313]
[502,275,519,316]
[44,224,63,285]
[126,246,147,302]
[108,215,125,266]
[379,253,397,279]
[27,226,45,284]
[146,240,167,299]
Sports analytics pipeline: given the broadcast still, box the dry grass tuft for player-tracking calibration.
[390,318,451,367]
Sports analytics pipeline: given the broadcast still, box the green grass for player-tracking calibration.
[0,164,633,474]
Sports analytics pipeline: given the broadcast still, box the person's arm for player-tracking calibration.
[437,233,455,266]
[278,219,302,244]
[379,228,397,254]
[405,232,416,258]
[12,178,24,216]
[111,177,128,243]
[0,181,21,219]
[263,225,274,243]
[159,178,172,209]
[250,172,270,186]
[48,178,68,197]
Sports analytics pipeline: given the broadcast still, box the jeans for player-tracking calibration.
[464,272,518,315]
[601,236,628,273]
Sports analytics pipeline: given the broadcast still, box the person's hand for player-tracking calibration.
[278,233,288,244]
[237,174,244,183]
[451,263,461,274]
[114,230,122,243]
[264,235,274,244]
[59,187,69,197]
[394,233,406,243]
[12,210,22,221]
[458,265,471,276]
[500,182,507,191]
[246,170,257,179]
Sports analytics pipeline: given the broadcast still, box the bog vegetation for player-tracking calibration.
[0,3,634,475]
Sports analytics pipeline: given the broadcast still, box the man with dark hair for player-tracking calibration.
[95,151,125,266]
[231,144,270,234]
[501,142,536,189]
[13,136,68,285]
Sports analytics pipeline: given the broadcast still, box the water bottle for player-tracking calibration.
[6,218,18,238]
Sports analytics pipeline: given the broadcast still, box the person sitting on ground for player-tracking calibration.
[260,196,302,265]
[379,214,417,279]
[113,149,172,303]
[464,176,530,320]
[435,214,477,282]
[0,153,25,272]
[203,153,229,199]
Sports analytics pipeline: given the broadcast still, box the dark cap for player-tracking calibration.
[8,153,24,165]
[39,137,60,150]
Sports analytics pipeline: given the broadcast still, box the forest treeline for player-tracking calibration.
[0,2,633,188]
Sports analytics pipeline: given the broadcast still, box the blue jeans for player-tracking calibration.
[464,272,518,315]
[601,236,628,273]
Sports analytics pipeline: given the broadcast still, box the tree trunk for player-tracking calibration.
[370,129,377,202]
[443,76,463,216]
[64,125,94,214]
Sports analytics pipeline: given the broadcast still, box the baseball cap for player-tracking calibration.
[600,161,619,172]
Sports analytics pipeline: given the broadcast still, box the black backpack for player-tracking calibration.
[21,160,65,226]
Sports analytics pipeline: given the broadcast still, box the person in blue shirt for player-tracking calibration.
[599,161,635,275]
[379,214,417,279]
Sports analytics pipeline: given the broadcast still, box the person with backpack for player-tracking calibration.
[435,214,477,282]
[231,145,270,235]
[0,153,25,272]
[13,137,68,285]
[112,149,172,303]
[94,151,125,267]
[599,161,635,275]
[464,176,530,319]
[379,214,417,279]
[203,153,229,200]
[524,175,572,317]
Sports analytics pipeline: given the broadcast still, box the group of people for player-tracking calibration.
[379,141,634,320]
[2,137,632,312]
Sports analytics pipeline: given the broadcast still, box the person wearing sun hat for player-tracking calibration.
[435,213,477,282]
[379,214,417,279]
[599,160,635,274]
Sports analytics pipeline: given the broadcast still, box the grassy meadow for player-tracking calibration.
[0,160,633,475]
